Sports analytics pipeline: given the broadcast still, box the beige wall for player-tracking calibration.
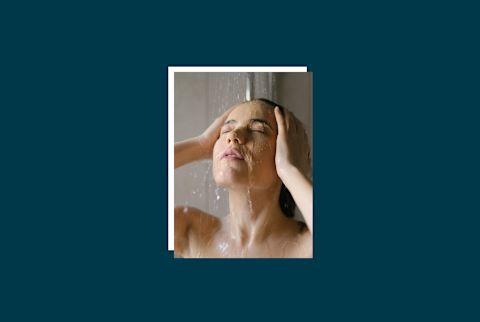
[174,72,312,220]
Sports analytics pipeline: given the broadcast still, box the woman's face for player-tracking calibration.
[213,101,280,190]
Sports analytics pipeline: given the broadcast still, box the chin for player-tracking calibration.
[214,175,248,188]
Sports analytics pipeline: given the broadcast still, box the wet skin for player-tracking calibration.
[174,101,312,258]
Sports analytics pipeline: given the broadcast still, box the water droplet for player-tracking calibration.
[247,188,253,214]
[217,242,229,254]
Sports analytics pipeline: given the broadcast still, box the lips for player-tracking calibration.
[221,148,244,160]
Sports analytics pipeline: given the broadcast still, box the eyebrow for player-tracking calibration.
[224,118,274,131]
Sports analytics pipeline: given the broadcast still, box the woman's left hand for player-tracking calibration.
[274,106,312,181]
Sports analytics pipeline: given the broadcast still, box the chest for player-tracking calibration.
[188,233,306,258]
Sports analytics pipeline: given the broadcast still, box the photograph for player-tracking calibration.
[170,69,313,258]
[8,3,476,320]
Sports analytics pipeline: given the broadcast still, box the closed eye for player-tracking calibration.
[250,125,265,134]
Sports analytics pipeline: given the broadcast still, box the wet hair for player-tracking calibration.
[247,98,297,218]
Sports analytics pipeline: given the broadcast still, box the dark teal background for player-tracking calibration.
[2,1,479,321]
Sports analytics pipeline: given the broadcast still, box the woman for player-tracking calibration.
[174,99,312,258]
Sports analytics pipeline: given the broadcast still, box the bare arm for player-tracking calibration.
[274,106,313,234]
[174,137,206,169]
[174,107,235,256]
[278,164,312,233]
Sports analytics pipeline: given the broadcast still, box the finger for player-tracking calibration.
[210,106,236,134]
[283,107,297,133]
[274,106,286,136]
[217,105,236,124]
[284,108,291,132]
[222,105,236,117]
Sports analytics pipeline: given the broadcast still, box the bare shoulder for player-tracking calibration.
[174,206,221,257]
[290,221,313,258]
[175,206,220,228]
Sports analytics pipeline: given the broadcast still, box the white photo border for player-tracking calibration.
[168,66,308,251]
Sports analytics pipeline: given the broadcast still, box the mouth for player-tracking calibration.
[221,148,245,161]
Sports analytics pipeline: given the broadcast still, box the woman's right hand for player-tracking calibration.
[196,106,235,159]
[175,106,235,169]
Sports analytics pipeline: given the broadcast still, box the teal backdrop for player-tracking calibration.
[1,1,479,321]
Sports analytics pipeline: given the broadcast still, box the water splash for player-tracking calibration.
[247,188,253,215]
[217,242,229,255]
[213,186,221,214]
[245,144,255,215]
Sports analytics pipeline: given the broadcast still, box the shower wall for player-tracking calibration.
[174,72,312,220]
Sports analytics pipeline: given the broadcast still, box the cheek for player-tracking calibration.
[212,139,224,160]
[212,139,226,176]
[254,137,275,156]
[251,140,280,188]
[251,139,276,168]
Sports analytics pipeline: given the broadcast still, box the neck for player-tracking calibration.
[227,184,286,247]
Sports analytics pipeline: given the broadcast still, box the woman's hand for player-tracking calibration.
[196,106,235,160]
[274,106,312,180]
[274,106,313,234]
[175,106,235,169]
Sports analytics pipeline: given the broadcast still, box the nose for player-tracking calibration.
[226,130,244,145]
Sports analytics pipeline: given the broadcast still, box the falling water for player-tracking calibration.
[206,72,251,217]
[178,72,277,218]
[213,186,221,214]
[246,188,253,215]
[246,139,255,215]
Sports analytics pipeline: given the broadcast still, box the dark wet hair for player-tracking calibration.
[246,98,297,218]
